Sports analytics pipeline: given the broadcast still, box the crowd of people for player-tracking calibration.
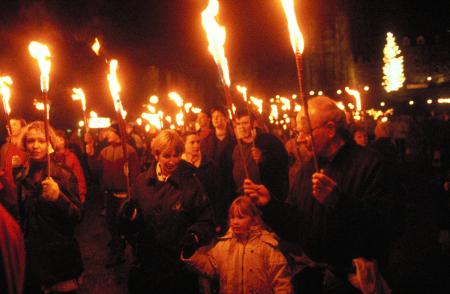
[0,95,448,293]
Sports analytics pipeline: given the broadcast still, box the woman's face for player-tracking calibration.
[156,148,181,176]
[184,134,200,156]
[25,128,48,160]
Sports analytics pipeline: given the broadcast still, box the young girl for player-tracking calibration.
[182,196,293,294]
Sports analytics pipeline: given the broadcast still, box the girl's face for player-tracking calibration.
[230,213,254,237]
[25,128,48,160]
[156,148,181,176]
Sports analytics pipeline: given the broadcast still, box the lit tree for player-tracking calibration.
[382,32,405,92]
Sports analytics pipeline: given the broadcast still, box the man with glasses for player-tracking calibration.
[244,96,401,293]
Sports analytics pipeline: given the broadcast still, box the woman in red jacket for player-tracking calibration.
[54,130,87,204]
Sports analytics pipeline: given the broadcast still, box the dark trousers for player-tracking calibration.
[105,192,127,255]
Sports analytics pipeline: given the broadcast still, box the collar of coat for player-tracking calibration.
[218,226,280,247]
[145,159,197,186]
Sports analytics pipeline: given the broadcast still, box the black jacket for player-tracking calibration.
[126,160,215,272]
[262,141,400,273]
[17,160,83,288]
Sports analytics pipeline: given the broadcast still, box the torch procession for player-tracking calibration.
[0,1,448,293]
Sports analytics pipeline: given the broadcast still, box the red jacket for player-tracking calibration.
[0,143,26,190]
[54,150,87,203]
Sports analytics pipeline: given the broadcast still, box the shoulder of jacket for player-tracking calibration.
[258,230,280,248]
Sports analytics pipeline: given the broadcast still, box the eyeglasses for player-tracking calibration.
[297,120,331,137]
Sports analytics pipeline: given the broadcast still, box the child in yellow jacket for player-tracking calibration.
[182,196,293,294]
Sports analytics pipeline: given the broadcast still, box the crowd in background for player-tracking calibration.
[0,96,449,293]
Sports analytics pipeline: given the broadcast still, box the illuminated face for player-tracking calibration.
[54,135,66,151]
[9,119,22,137]
[25,128,48,160]
[196,113,210,129]
[211,111,227,130]
[353,131,368,147]
[156,148,181,176]
[296,111,332,157]
[184,134,200,157]
[230,213,254,237]
[235,115,252,140]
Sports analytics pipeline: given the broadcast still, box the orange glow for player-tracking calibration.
[33,99,50,119]
[201,0,231,86]
[175,110,184,127]
[107,60,126,119]
[184,102,193,113]
[28,41,51,92]
[149,95,159,104]
[88,117,111,129]
[280,0,304,54]
[0,76,13,115]
[141,112,162,130]
[92,38,101,56]
[72,88,86,111]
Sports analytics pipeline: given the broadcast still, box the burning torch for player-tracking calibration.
[280,0,319,172]
[202,0,249,178]
[29,41,52,175]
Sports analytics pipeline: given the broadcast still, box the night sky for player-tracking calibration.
[0,0,448,129]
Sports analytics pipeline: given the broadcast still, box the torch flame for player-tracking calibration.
[72,88,86,111]
[92,38,101,56]
[141,112,162,130]
[28,41,51,92]
[236,85,248,102]
[107,59,126,119]
[345,88,362,112]
[201,0,231,86]
[191,107,202,114]
[168,92,184,107]
[0,76,13,115]
[249,96,263,114]
[175,110,184,127]
[280,0,304,54]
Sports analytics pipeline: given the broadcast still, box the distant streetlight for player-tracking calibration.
[336,89,342,94]
[409,100,414,106]
[427,99,433,104]
[380,101,386,107]
[426,76,432,81]
[309,90,315,96]
[363,86,370,91]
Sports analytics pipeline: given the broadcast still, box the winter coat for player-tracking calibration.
[233,131,289,200]
[124,160,215,288]
[88,143,139,192]
[183,226,293,294]
[16,160,83,288]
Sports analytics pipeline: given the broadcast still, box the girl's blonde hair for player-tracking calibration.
[16,121,57,151]
[228,196,263,226]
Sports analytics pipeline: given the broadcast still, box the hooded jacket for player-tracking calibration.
[183,226,293,294]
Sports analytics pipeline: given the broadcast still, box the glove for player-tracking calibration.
[181,232,200,258]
